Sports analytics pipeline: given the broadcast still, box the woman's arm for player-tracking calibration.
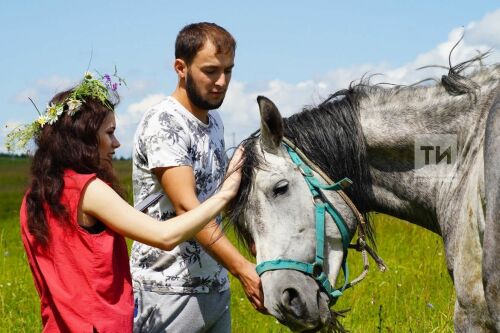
[81,147,243,251]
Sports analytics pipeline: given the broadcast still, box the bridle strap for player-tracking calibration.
[282,137,387,276]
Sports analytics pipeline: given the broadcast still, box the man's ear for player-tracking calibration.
[174,59,187,79]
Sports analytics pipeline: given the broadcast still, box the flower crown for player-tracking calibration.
[5,70,125,152]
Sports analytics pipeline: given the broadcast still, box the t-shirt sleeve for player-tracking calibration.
[141,110,192,170]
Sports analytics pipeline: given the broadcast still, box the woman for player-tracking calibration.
[8,72,243,332]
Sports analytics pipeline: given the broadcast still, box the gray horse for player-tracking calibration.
[227,62,499,332]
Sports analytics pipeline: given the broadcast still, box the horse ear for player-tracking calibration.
[257,96,284,153]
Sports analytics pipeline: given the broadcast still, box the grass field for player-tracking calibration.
[0,156,455,332]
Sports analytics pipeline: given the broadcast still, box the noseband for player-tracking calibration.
[255,138,386,305]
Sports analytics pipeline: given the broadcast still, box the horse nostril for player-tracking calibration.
[282,288,306,318]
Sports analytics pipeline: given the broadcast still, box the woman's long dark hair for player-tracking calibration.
[26,89,124,245]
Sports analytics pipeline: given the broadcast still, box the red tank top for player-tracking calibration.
[20,170,133,332]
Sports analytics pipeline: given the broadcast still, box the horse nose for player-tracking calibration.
[281,287,307,318]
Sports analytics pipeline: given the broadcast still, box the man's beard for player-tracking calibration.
[186,73,224,111]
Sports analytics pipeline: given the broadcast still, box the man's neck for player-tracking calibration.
[171,89,209,124]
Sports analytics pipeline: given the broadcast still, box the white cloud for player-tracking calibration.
[14,88,39,103]
[115,93,167,157]
[465,9,500,46]
[12,75,74,107]
[35,75,74,92]
[119,93,167,127]
[120,79,156,98]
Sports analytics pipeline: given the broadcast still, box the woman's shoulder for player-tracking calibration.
[63,169,97,190]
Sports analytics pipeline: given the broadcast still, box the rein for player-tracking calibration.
[255,137,386,304]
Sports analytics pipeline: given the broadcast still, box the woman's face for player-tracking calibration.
[97,111,120,166]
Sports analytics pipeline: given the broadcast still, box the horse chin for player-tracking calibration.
[262,271,332,332]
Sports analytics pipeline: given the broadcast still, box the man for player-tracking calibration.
[130,22,264,332]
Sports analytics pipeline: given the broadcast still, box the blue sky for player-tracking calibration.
[1,1,499,156]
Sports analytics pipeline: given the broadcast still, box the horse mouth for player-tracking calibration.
[273,289,332,332]
[274,312,327,332]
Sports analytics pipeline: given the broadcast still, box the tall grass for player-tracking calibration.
[0,157,454,332]
[0,156,40,332]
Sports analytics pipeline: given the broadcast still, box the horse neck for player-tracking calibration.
[358,78,498,233]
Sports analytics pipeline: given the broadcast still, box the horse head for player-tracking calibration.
[230,96,360,332]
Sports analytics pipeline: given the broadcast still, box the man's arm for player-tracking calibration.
[153,166,266,312]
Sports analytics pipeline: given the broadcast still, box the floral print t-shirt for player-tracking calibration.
[130,96,228,294]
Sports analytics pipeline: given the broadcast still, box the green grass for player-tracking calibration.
[0,157,454,332]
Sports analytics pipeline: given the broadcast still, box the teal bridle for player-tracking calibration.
[255,142,354,305]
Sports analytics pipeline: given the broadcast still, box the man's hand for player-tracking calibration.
[233,260,267,314]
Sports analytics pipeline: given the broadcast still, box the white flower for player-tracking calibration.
[84,71,93,80]
[66,98,82,116]
[45,103,63,125]
[37,115,48,127]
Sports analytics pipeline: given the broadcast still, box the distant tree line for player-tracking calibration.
[0,152,28,158]
[0,152,131,160]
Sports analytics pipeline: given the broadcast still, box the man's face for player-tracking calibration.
[185,40,234,111]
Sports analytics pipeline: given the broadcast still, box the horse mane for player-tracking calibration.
[225,132,264,249]
[283,85,376,241]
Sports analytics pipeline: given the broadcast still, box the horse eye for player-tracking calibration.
[273,180,289,197]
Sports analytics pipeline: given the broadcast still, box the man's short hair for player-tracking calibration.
[175,22,236,65]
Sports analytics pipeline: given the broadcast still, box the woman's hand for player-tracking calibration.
[220,146,244,198]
